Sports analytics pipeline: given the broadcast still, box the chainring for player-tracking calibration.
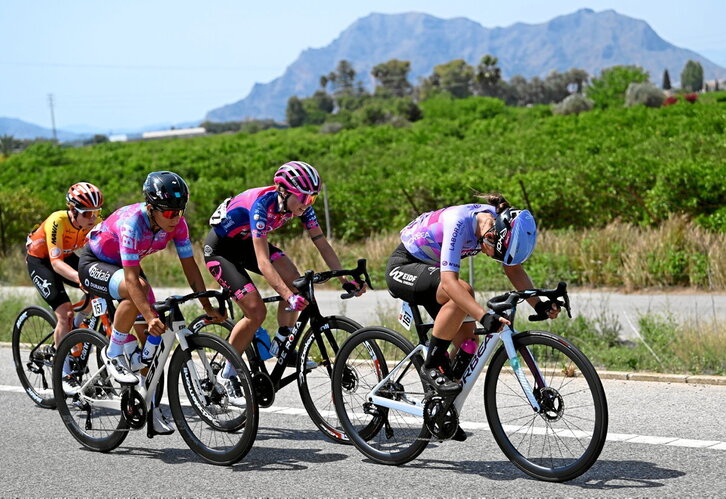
[121,388,147,429]
[423,395,459,440]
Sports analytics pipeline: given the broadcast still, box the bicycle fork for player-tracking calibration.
[500,327,542,412]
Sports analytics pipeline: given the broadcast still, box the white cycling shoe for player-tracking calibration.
[102,347,139,385]
[216,371,247,408]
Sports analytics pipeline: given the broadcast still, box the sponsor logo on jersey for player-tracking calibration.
[256,221,265,230]
[203,244,213,257]
[50,247,62,259]
[50,221,59,245]
[448,219,464,251]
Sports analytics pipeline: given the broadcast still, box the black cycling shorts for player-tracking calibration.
[203,229,285,301]
[26,253,80,310]
[385,243,442,319]
[78,247,153,303]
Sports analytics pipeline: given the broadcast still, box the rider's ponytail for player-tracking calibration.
[475,192,510,214]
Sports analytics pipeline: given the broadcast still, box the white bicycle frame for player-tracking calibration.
[366,303,545,418]
[75,318,213,414]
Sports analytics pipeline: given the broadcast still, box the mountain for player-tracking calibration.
[0,117,87,142]
[206,9,726,122]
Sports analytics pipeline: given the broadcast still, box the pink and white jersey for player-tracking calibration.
[400,204,496,273]
[87,202,194,267]
[211,186,319,239]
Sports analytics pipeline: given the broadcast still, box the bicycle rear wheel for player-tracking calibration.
[297,315,362,443]
[484,330,608,482]
[332,327,430,465]
[167,332,258,465]
[53,329,129,452]
[12,306,57,408]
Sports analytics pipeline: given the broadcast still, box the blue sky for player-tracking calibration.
[1,0,724,132]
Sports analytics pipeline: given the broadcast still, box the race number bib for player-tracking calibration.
[398,301,413,330]
[209,198,231,226]
[91,297,108,317]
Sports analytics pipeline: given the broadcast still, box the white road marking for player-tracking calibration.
[3,384,724,451]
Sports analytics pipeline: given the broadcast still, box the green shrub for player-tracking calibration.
[625,82,665,108]
[552,93,594,115]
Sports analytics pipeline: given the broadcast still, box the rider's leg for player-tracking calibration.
[52,301,74,347]
[228,290,267,355]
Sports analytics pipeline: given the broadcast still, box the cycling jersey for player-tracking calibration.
[211,186,319,239]
[26,210,101,262]
[400,204,496,273]
[87,202,193,266]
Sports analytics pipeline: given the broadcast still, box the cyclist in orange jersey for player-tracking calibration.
[26,182,104,393]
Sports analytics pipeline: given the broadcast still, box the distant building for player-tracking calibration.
[141,127,207,140]
[109,134,128,142]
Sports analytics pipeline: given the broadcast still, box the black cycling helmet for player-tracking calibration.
[143,171,189,210]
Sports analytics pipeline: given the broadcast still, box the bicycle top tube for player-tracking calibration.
[153,290,228,316]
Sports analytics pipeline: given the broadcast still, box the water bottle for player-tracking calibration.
[451,339,477,380]
[255,327,273,360]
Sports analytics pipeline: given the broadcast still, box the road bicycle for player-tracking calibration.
[332,282,608,482]
[52,290,258,465]
[190,259,372,443]
[12,293,111,409]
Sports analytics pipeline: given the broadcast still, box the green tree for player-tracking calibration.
[473,54,502,97]
[680,60,704,92]
[586,65,650,109]
[286,96,306,127]
[662,69,671,90]
[324,60,357,96]
[421,59,474,99]
[371,59,412,98]
[0,188,48,254]
[0,135,19,157]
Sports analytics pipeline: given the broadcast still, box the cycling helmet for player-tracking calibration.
[273,161,322,196]
[143,171,189,210]
[492,208,537,266]
[66,182,103,211]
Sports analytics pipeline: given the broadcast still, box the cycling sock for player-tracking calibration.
[142,334,162,363]
[425,336,452,369]
[222,360,237,379]
[73,311,88,328]
[108,329,129,357]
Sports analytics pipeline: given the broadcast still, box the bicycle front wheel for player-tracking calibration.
[332,327,430,465]
[297,315,362,443]
[53,329,129,452]
[484,330,608,482]
[12,306,57,408]
[167,333,258,465]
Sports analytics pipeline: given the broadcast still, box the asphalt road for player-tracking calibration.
[1,345,725,497]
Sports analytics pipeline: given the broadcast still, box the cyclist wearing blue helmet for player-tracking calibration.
[385,193,560,400]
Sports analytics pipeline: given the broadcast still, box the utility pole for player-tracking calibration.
[48,93,57,141]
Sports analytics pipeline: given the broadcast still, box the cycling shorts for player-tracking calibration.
[78,247,155,304]
[203,229,285,302]
[385,243,442,319]
[26,253,80,310]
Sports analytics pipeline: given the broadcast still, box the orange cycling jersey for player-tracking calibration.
[26,210,102,261]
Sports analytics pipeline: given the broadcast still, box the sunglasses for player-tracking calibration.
[155,208,184,219]
[76,208,101,218]
[295,193,318,205]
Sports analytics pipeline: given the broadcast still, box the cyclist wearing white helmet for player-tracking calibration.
[386,193,560,403]
[204,161,366,401]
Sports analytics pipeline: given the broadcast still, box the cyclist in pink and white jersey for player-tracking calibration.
[386,193,560,403]
[79,171,224,436]
[204,161,365,400]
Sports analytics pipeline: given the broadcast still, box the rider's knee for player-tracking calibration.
[241,299,267,326]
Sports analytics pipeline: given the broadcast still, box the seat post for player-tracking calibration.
[410,304,433,345]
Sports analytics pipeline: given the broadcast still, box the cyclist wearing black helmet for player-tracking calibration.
[78,171,224,436]
[386,193,560,402]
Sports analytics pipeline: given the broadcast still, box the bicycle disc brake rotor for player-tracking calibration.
[252,371,275,408]
[537,386,565,422]
[423,396,459,440]
[121,388,147,429]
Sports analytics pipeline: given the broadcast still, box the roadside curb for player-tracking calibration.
[598,370,726,386]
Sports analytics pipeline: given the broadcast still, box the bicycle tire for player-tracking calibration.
[12,306,58,408]
[53,328,129,452]
[167,332,258,465]
[297,315,363,443]
[484,330,608,482]
[333,326,431,465]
